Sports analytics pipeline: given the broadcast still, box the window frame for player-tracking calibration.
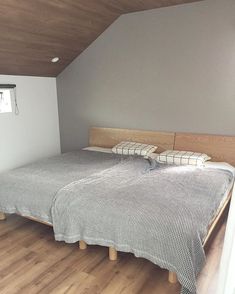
[0,88,13,114]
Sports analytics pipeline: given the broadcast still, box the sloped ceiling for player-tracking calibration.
[0,0,202,77]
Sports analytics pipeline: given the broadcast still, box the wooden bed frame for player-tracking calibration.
[1,126,235,285]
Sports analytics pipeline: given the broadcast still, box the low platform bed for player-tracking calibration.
[0,127,235,294]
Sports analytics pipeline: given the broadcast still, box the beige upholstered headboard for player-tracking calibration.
[89,127,235,166]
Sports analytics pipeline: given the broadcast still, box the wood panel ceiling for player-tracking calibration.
[0,0,202,77]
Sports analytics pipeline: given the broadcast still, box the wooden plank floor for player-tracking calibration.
[0,214,226,294]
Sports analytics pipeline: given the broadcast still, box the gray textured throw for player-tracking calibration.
[52,157,233,294]
[0,151,125,223]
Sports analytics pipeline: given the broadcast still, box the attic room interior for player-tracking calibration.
[0,0,234,293]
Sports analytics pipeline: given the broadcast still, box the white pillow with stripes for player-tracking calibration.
[156,150,211,166]
[112,141,157,157]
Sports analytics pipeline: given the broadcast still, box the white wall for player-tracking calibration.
[0,75,60,173]
[57,0,235,152]
[217,184,235,294]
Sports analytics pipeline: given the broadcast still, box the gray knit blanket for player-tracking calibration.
[0,150,125,223]
[52,157,233,294]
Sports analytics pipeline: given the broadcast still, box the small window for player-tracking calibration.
[0,89,12,113]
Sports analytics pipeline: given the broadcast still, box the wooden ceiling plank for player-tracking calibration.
[0,0,203,76]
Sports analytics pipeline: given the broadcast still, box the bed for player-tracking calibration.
[0,127,235,294]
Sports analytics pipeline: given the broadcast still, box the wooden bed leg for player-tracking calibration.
[168,271,178,284]
[79,240,87,250]
[0,212,6,221]
[109,247,117,261]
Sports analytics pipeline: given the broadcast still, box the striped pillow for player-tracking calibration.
[156,150,211,166]
[112,141,157,157]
